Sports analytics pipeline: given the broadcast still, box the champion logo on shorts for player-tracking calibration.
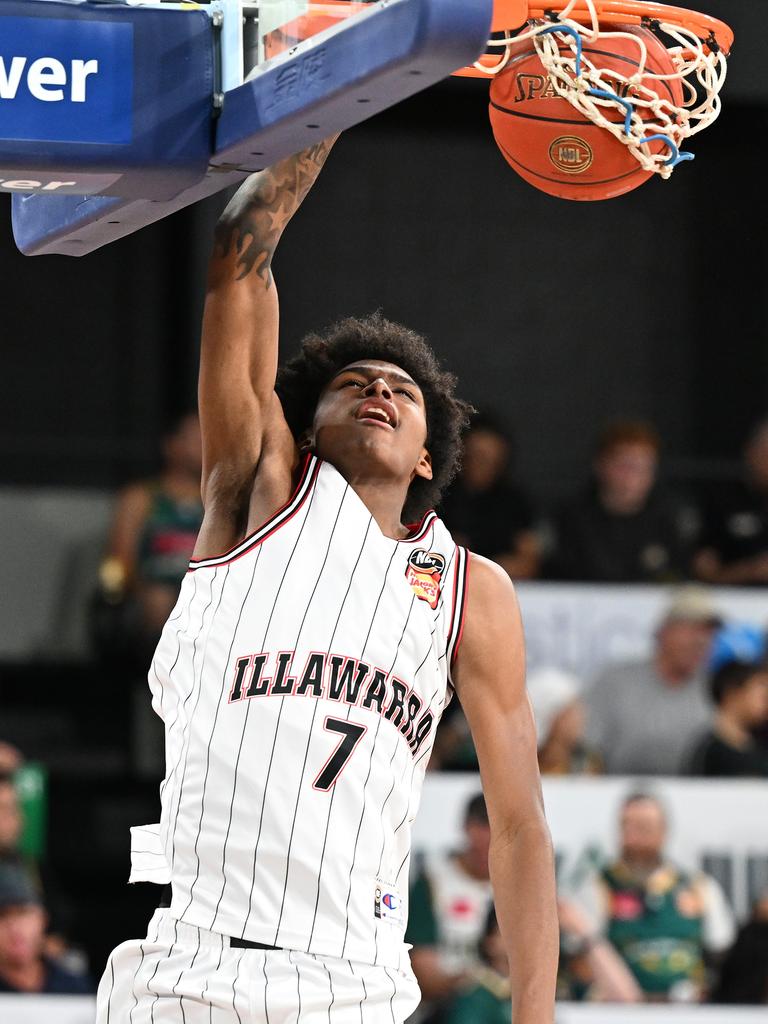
[405,549,445,609]
[374,880,405,927]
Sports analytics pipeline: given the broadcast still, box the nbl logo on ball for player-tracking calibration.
[549,136,593,175]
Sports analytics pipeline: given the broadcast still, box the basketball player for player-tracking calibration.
[97,139,557,1023]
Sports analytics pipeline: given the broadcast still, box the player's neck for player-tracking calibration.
[349,479,412,540]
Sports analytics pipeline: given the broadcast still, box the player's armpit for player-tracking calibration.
[452,555,558,1024]
[198,139,338,508]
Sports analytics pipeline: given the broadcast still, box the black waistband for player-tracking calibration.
[157,885,282,952]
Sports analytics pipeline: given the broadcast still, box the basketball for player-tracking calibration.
[489,26,684,200]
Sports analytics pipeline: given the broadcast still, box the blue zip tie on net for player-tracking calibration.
[537,30,696,172]
[538,24,584,76]
[641,133,696,167]
[587,87,634,134]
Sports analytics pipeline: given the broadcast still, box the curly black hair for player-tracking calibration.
[276,313,472,522]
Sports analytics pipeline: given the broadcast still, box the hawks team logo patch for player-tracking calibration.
[406,549,445,609]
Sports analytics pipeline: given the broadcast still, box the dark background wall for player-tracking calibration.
[2,72,767,503]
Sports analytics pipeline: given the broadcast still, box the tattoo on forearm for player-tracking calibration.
[214,138,337,284]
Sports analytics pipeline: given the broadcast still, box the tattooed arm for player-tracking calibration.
[195,138,337,558]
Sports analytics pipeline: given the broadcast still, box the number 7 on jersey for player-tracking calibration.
[313,716,367,791]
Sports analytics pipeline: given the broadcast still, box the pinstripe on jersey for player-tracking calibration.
[132,455,469,970]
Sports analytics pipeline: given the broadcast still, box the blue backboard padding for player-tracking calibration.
[0,1,214,199]
[214,0,492,170]
[0,16,134,145]
[13,0,493,256]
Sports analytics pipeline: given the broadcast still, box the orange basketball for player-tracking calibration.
[489,26,683,200]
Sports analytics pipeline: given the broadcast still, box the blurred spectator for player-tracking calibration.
[711,893,768,1004]
[545,420,698,582]
[407,794,494,1023]
[570,792,735,1003]
[688,661,768,776]
[585,587,720,774]
[695,417,768,585]
[527,667,602,775]
[0,775,23,871]
[444,908,511,1024]
[0,771,78,968]
[440,413,540,579]
[428,703,478,772]
[0,744,22,776]
[432,667,601,775]
[93,411,203,662]
[0,864,92,994]
[557,898,643,1003]
[445,901,641,1021]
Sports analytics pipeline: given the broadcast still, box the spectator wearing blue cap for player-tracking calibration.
[688,662,768,777]
[0,864,92,995]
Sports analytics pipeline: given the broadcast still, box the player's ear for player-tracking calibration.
[413,448,433,482]
[299,429,315,453]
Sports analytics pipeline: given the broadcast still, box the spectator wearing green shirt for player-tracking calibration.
[407,794,494,1023]
[569,792,735,1001]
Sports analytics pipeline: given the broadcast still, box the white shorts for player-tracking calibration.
[97,909,421,1023]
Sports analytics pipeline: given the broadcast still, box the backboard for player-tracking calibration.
[6,0,493,256]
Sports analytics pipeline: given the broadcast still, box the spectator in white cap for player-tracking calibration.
[584,586,722,775]
[527,667,602,775]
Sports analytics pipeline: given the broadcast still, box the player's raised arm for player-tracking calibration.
[197,138,337,549]
[452,556,558,1024]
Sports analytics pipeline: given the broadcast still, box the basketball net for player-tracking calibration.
[474,0,729,178]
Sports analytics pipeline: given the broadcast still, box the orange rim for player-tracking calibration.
[456,0,733,77]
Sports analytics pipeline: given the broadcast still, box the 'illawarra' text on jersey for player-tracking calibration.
[130,455,469,969]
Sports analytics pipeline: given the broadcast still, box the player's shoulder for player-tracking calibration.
[457,552,521,657]
[465,551,518,605]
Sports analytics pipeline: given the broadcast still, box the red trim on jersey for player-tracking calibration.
[445,547,469,679]
[188,454,318,571]
[450,550,471,668]
[400,509,436,543]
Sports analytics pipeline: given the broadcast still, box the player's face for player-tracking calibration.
[312,361,432,490]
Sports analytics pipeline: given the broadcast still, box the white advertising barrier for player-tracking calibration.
[555,1007,767,1023]
[516,582,768,683]
[0,994,95,1023]
[0,997,765,1024]
[413,775,768,919]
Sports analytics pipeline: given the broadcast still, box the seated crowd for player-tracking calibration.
[0,745,92,996]
[406,792,768,1019]
[444,411,768,587]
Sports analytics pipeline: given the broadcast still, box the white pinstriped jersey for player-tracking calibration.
[130,454,469,970]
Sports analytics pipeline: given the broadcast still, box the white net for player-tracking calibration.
[476,0,729,178]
